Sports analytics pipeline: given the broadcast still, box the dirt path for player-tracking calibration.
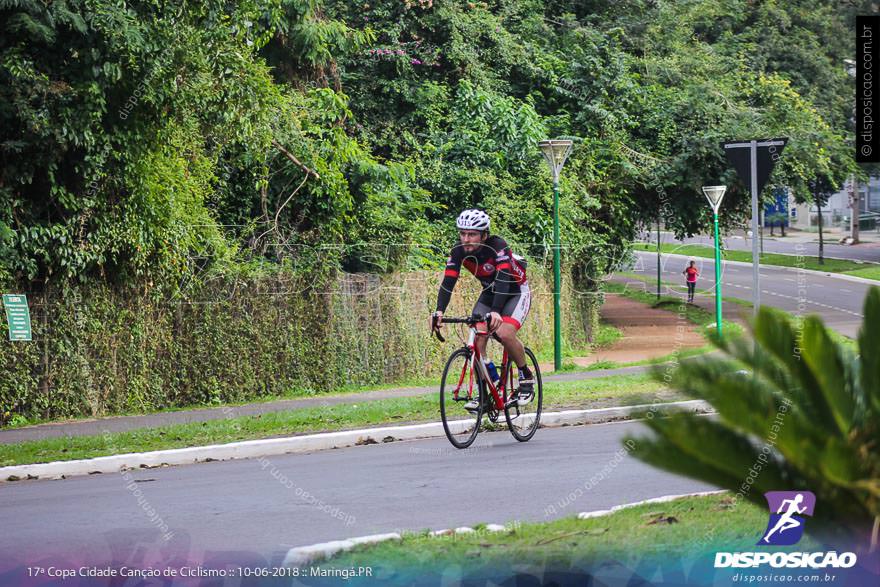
[540,294,706,371]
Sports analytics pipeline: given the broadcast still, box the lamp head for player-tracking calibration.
[539,139,574,182]
[702,185,727,214]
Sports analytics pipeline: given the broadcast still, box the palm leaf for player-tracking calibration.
[858,288,880,419]
[799,316,857,436]
[627,286,880,541]
[628,412,795,494]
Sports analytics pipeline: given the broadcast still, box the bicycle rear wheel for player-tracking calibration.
[440,348,483,449]
[504,346,542,442]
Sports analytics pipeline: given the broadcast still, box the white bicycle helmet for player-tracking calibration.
[456,209,490,231]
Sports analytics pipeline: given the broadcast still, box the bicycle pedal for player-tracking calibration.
[511,394,533,407]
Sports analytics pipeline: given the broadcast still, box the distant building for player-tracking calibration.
[790,176,880,230]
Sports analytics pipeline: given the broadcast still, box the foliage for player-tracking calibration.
[1,0,278,288]
[0,0,863,419]
[0,0,429,291]
[0,266,587,423]
[2,0,859,287]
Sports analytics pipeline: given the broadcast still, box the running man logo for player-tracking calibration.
[759,491,816,546]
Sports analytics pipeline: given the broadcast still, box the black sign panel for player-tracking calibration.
[720,138,787,196]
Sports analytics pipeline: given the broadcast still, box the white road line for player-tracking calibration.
[738,287,865,318]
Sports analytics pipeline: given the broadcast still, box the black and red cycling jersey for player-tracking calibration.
[435,235,528,314]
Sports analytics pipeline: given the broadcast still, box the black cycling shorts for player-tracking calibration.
[471,282,531,330]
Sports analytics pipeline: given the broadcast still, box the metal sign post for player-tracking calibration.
[721,138,788,318]
[751,140,759,315]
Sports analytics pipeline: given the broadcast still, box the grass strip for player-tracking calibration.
[2,374,441,431]
[323,493,824,577]
[534,323,624,365]
[0,373,679,468]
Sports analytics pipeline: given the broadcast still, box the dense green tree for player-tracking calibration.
[0,0,430,291]
[0,0,861,291]
[0,0,284,288]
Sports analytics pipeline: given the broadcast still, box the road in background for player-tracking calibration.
[627,250,871,337]
[646,231,880,263]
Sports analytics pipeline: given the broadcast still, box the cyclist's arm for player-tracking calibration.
[490,239,516,313]
[436,251,462,313]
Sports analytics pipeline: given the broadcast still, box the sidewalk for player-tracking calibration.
[720,227,880,245]
[545,293,706,370]
[609,277,751,327]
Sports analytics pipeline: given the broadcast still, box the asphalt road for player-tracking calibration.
[630,250,872,337]
[653,232,880,263]
[0,420,715,569]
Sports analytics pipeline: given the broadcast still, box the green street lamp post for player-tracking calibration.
[539,139,573,371]
[702,185,727,337]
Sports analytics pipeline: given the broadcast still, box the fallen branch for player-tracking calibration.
[272,139,320,180]
[534,528,606,545]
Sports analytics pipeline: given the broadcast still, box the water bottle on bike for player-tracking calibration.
[483,359,500,387]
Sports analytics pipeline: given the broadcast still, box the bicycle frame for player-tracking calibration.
[453,327,510,411]
[435,314,541,447]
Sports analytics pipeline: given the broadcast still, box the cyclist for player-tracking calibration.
[431,209,534,409]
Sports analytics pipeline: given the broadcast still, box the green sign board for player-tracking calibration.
[2,294,32,341]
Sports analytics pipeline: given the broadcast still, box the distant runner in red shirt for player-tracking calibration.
[683,260,699,303]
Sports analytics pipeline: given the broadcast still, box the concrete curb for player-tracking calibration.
[576,490,727,519]
[282,533,403,566]
[637,250,880,286]
[281,491,729,566]
[0,400,711,483]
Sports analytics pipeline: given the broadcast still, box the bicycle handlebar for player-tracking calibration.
[431,313,493,342]
[440,313,492,325]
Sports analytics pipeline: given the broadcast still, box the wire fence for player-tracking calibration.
[1,267,599,424]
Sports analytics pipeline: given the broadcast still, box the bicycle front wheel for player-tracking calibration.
[504,346,542,442]
[440,348,483,449]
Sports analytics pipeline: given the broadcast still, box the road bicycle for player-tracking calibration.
[432,314,543,449]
